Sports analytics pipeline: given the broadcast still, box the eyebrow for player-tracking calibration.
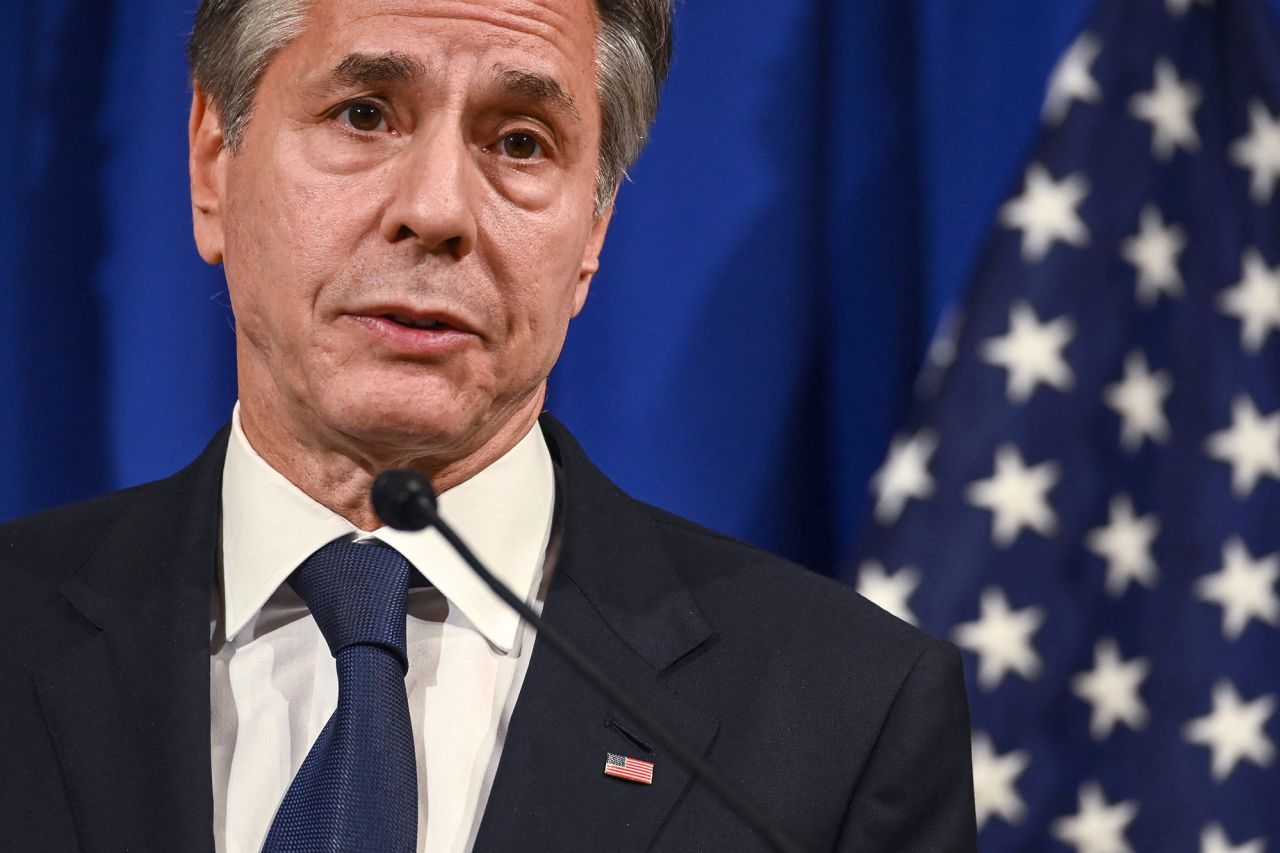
[314,52,582,128]
[330,51,428,87]
[493,65,581,124]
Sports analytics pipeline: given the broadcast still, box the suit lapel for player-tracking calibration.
[29,416,714,851]
[33,429,227,853]
[474,415,719,852]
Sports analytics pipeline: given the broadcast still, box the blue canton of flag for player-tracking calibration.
[855,0,1280,850]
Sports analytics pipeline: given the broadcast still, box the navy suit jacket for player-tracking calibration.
[0,414,976,852]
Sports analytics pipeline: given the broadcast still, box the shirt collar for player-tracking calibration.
[219,403,555,652]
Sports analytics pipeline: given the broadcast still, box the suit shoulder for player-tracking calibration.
[641,502,938,664]
[0,482,164,588]
[0,426,227,587]
[638,501,966,802]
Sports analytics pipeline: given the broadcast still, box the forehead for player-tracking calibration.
[297,0,600,83]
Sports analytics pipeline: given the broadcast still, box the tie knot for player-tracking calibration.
[289,538,412,672]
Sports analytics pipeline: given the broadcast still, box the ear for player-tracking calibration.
[571,200,615,317]
[189,84,228,265]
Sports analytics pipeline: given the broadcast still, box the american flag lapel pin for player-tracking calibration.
[603,752,654,785]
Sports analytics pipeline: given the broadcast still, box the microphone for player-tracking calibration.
[371,470,810,853]
[371,469,438,532]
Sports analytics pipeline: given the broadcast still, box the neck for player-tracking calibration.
[236,388,546,532]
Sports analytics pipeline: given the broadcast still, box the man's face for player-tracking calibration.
[192,0,609,467]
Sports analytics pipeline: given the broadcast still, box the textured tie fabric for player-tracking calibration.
[261,538,418,853]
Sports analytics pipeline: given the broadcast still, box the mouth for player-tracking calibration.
[381,313,451,331]
[345,307,479,356]
[351,304,477,334]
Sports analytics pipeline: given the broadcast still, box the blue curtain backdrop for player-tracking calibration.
[8,0,1273,574]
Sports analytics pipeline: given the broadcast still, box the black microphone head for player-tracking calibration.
[371,469,439,531]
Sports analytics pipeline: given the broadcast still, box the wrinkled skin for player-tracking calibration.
[189,0,612,526]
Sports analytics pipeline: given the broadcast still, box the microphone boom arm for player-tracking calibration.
[425,513,811,853]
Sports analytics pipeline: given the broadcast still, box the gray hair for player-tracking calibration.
[188,0,673,214]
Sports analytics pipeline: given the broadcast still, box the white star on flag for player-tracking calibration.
[953,586,1045,690]
[1071,638,1151,740]
[980,302,1076,405]
[1230,98,1280,204]
[1217,247,1280,353]
[1200,822,1267,853]
[998,163,1091,261]
[1194,536,1280,640]
[1103,351,1172,452]
[1204,394,1280,499]
[1183,680,1277,782]
[966,444,1061,547]
[971,731,1030,830]
[1043,32,1102,125]
[1120,204,1186,306]
[1129,58,1202,160]
[1051,781,1139,853]
[1166,0,1213,15]
[870,428,937,524]
[855,560,920,625]
[1085,494,1160,597]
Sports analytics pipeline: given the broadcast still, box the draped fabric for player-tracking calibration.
[10,0,1273,574]
[859,0,1280,846]
[2,1,235,520]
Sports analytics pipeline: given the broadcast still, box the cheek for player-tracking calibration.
[224,163,374,333]
[492,175,594,265]
[267,161,371,268]
[221,199,277,344]
[487,165,561,212]
[491,204,591,336]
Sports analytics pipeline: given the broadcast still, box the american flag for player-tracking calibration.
[855,0,1280,849]
[603,753,654,785]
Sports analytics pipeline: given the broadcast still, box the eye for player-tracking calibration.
[340,102,388,133]
[499,132,543,160]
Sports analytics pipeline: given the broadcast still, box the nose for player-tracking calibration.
[379,122,479,258]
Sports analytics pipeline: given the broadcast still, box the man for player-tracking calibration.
[0,0,976,850]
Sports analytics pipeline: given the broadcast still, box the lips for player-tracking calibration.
[345,308,478,357]
[351,304,478,335]
[384,313,448,330]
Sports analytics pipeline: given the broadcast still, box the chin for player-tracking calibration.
[315,373,499,459]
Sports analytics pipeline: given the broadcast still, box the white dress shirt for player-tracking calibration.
[210,404,555,853]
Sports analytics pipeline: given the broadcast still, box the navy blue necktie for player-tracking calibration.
[262,538,418,853]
